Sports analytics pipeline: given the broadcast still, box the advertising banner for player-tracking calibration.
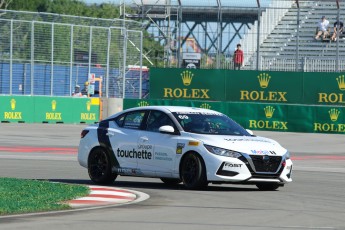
[150,68,345,106]
[225,70,304,104]
[0,96,35,123]
[303,72,345,105]
[34,97,99,123]
[0,96,99,124]
[150,68,226,101]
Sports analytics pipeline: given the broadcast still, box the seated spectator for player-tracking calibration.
[315,16,330,40]
[331,20,344,41]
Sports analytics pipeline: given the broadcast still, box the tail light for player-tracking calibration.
[81,130,89,138]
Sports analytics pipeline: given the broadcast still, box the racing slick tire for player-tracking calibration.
[180,153,208,190]
[256,183,280,191]
[88,147,117,185]
[160,178,182,186]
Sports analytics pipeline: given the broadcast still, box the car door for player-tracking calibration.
[107,110,147,174]
[137,110,179,178]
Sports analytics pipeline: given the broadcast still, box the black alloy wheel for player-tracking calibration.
[180,153,207,190]
[88,148,117,185]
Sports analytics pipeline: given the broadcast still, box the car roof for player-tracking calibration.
[106,106,221,120]
[129,105,219,114]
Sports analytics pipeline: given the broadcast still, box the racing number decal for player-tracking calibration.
[178,115,189,119]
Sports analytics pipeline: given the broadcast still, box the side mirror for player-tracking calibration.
[246,129,254,136]
[159,125,175,134]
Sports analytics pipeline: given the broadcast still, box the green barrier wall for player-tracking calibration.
[0,96,99,124]
[150,68,345,105]
[124,99,345,134]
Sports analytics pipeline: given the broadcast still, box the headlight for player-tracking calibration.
[204,145,242,158]
[284,151,290,159]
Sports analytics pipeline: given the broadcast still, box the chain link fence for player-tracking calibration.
[0,10,146,98]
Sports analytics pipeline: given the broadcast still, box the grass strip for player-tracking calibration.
[0,178,89,215]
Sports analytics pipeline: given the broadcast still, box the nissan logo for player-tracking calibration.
[262,155,270,162]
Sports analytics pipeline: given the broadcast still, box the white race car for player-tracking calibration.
[78,106,292,190]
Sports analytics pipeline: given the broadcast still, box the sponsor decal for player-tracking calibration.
[46,100,62,120]
[176,143,185,154]
[117,148,152,159]
[318,75,345,103]
[224,138,271,143]
[163,70,210,99]
[224,163,242,168]
[240,73,287,102]
[176,111,222,116]
[250,150,277,155]
[4,98,23,120]
[314,108,345,132]
[223,162,243,171]
[137,144,153,150]
[249,106,288,130]
[154,152,173,161]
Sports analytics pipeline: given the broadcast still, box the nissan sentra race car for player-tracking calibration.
[78,106,292,190]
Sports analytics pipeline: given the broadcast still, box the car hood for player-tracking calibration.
[188,134,287,156]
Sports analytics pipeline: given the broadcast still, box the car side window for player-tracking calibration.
[116,111,146,129]
[146,111,175,132]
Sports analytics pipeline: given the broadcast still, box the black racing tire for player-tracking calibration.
[88,147,117,185]
[256,183,280,191]
[180,153,208,190]
[160,178,182,186]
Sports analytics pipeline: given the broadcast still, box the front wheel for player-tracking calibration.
[256,183,280,191]
[180,153,207,190]
[88,148,117,185]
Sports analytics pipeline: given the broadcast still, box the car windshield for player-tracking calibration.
[172,111,251,136]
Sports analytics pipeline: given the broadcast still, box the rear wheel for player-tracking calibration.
[256,183,280,191]
[180,153,207,190]
[160,178,182,186]
[88,148,117,185]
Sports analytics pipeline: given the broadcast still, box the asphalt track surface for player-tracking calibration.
[0,123,345,230]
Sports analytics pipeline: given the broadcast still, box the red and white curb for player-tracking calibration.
[68,186,141,208]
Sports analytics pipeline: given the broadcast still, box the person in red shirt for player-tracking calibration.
[233,44,244,70]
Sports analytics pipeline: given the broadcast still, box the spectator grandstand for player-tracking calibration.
[241,0,345,72]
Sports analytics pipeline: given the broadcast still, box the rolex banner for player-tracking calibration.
[150,68,227,101]
[124,99,345,134]
[0,96,99,124]
[150,68,345,105]
[226,71,303,103]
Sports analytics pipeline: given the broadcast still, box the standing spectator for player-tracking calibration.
[331,20,344,42]
[233,44,244,70]
[315,16,330,40]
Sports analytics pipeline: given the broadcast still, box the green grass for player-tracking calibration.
[0,178,89,215]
